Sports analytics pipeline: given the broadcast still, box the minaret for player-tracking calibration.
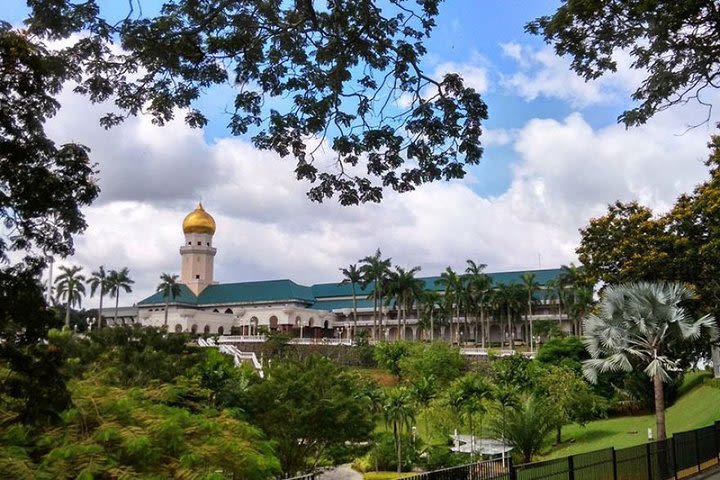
[180,202,217,295]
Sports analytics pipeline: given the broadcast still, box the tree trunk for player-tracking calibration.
[480,306,485,349]
[113,292,120,325]
[395,421,401,473]
[65,300,71,329]
[373,293,378,341]
[430,308,434,342]
[556,425,562,444]
[164,300,169,327]
[712,345,720,379]
[654,370,666,440]
[97,290,104,329]
[397,301,402,341]
[352,289,358,344]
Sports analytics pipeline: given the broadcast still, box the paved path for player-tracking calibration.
[316,464,363,480]
[691,468,720,479]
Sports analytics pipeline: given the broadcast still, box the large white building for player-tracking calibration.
[135,204,569,343]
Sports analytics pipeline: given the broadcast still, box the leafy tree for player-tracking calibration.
[340,263,362,341]
[534,366,606,444]
[374,341,411,379]
[583,282,718,440]
[360,249,392,340]
[54,265,86,328]
[383,387,416,473]
[398,342,465,388]
[19,1,488,205]
[87,265,110,328]
[157,273,182,327]
[536,336,589,372]
[527,1,720,127]
[247,356,373,475]
[386,265,424,340]
[491,395,553,463]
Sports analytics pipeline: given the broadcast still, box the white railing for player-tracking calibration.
[197,338,264,378]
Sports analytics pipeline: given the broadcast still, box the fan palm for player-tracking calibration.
[107,268,134,325]
[88,265,110,328]
[583,282,718,440]
[157,273,182,327]
[340,263,362,341]
[55,265,86,328]
[359,249,391,340]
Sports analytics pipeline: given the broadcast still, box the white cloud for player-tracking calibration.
[36,72,716,308]
[499,42,645,108]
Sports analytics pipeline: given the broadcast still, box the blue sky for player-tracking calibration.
[6,1,718,305]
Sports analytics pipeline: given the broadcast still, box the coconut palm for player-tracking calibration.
[88,265,110,328]
[546,278,567,329]
[107,268,134,325]
[583,282,718,440]
[386,266,423,340]
[340,263,362,341]
[55,265,86,328]
[465,260,491,346]
[494,284,524,349]
[436,267,465,344]
[521,272,540,352]
[383,387,416,473]
[359,249,392,340]
[157,273,182,327]
[567,285,594,336]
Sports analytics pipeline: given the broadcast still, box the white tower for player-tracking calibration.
[180,203,217,295]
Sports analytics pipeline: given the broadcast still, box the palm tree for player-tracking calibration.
[420,290,443,341]
[157,273,182,327]
[359,249,391,340]
[546,278,567,329]
[55,265,86,328]
[492,395,554,463]
[583,282,718,440]
[386,266,423,340]
[436,267,465,344]
[448,373,493,455]
[567,285,594,336]
[340,263,362,341]
[521,272,540,352]
[88,265,110,328]
[383,387,416,473]
[465,260,490,346]
[107,267,134,325]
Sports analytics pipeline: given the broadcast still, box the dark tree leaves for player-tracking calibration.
[527,1,720,126]
[23,0,488,204]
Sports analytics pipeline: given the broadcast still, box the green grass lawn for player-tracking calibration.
[543,383,720,459]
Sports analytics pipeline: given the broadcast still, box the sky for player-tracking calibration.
[7,1,720,307]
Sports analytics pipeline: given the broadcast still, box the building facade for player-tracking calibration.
[136,204,573,343]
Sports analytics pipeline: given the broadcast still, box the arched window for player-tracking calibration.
[218,326,224,335]
[324,320,329,329]
[308,317,315,327]
[191,324,198,334]
[175,324,183,333]
[295,315,302,326]
[224,308,233,314]
[269,316,279,330]
[203,325,210,334]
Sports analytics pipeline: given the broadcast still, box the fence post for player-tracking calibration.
[695,429,702,473]
[611,447,618,480]
[509,456,517,480]
[671,436,678,480]
[646,443,653,480]
[715,421,720,462]
[568,455,575,480]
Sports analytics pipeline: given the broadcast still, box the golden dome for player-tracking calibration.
[182,202,216,235]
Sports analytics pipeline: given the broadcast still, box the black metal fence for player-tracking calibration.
[407,421,720,480]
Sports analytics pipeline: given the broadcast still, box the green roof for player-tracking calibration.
[138,268,564,308]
